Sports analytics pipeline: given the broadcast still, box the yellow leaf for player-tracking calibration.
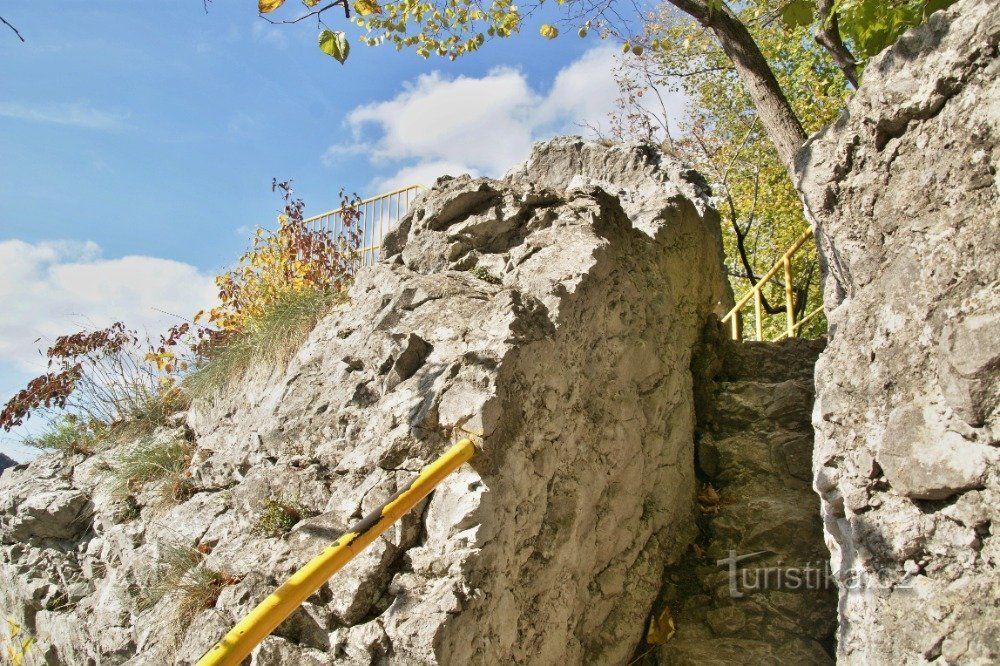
[539,24,559,39]
[259,0,285,13]
[354,0,383,16]
[646,606,676,645]
[302,0,321,6]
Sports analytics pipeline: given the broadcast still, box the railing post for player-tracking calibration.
[753,287,763,341]
[783,255,795,339]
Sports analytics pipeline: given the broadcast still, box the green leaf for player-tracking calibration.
[781,0,814,28]
[318,29,350,64]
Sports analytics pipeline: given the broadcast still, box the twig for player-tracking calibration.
[1,15,25,42]
[258,0,350,25]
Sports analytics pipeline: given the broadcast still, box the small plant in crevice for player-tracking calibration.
[112,496,142,523]
[469,265,502,285]
[24,417,98,456]
[252,497,313,538]
[139,543,238,631]
[104,438,192,503]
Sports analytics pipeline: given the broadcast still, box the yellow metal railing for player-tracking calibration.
[197,438,476,666]
[303,185,424,267]
[721,230,824,341]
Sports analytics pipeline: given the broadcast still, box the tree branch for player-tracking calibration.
[815,0,859,88]
[1,15,25,42]
[259,0,349,25]
[666,0,807,176]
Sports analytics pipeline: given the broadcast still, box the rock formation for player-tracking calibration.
[0,453,15,473]
[796,0,1000,662]
[0,138,731,664]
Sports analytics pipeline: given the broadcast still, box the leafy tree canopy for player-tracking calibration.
[255,0,957,72]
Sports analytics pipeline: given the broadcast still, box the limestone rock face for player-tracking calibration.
[795,1,1000,662]
[0,138,729,664]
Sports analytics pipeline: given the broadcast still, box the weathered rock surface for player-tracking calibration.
[0,138,730,664]
[657,334,836,665]
[796,0,1000,662]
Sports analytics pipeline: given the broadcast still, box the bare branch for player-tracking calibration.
[259,1,350,26]
[1,15,25,42]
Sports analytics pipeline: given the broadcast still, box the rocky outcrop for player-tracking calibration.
[0,453,15,473]
[657,335,836,665]
[0,138,730,664]
[796,0,1000,663]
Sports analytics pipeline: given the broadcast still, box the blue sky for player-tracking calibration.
[0,1,682,460]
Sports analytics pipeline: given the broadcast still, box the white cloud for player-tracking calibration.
[329,45,688,191]
[251,22,288,49]
[0,240,218,374]
[368,160,482,193]
[0,102,129,130]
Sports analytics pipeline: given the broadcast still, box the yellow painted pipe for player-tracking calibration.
[196,438,476,666]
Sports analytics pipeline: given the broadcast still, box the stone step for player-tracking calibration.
[720,338,826,384]
[699,429,814,490]
[706,379,815,435]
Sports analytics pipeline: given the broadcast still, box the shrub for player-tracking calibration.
[203,180,361,334]
[1,323,190,452]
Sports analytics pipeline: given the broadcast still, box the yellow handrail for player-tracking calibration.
[196,438,476,666]
[721,229,823,341]
[304,184,425,267]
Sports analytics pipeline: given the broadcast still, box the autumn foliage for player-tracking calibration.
[3,180,362,443]
[205,179,361,333]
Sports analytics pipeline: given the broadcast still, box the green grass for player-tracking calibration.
[185,288,342,398]
[25,417,98,456]
[105,438,191,501]
[106,385,191,442]
[139,544,237,629]
[24,385,190,458]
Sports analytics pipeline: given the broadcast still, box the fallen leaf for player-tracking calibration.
[646,606,676,645]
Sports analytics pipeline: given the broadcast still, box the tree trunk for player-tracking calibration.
[667,0,808,175]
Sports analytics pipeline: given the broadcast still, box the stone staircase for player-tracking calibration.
[654,337,837,665]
